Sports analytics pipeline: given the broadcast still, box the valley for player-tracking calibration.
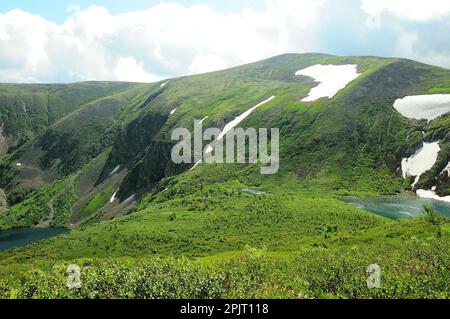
[0,53,448,299]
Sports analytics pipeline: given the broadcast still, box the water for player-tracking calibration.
[342,195,450,220]
[0,228,68,252]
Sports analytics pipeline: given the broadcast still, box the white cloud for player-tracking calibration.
[2,0,450,83]
[0,0,326,83]
[114,56,160,82]
[361,0,450,27]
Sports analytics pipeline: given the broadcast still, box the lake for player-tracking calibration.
[342,195,450,220]
[0,227,69,252]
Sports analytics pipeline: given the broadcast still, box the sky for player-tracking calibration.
[0,0,450,83]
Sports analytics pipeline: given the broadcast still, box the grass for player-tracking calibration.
[0,176,77,230]
[0,82,140,149]
[78,185,114,220]
[0,171,448,298]
[428,87,450,94]
[0,189,448,298]
[1,234,448,299]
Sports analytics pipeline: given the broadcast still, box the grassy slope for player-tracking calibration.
[111,55,450,200]
[33,84,150,175]
[0,84,153,229]
[0,82,139,147]
[0,164,448,298]
[0,82,146,206]
[114,54,401,197]
[0,176,76,230]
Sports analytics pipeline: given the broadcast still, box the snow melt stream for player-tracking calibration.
[110,189,118,203]
[295,64,360,102]
[109,165,120,176]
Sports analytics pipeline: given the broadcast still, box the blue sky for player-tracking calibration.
[1,0,450,83]
[0,0,265,23]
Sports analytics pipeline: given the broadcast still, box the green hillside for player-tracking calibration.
[0,82,139,151]
[0,82,145,205]
[0,54,449,299]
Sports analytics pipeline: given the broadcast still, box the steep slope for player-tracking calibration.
[15,84,149,186]
[0,82,144,206]
[0,82,157,228]
[0,82,138,154]
[103,54,450,201]
[107,54,400,199]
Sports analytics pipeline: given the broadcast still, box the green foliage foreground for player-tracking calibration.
[0,183,448,299]
[1,234,448,299]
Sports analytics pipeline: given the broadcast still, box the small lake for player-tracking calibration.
[0,228,68,252]
[342,196,450,220]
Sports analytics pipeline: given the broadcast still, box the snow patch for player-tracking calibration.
[240,188,266,195]
[190,160,202,171]
[393,94,450,121]
[110,189,118,203]
[295,64,360,102]
[170,108,177,115]
[416,189,450,203]
[124,194,135,202]
[442,162,450,177]
[109,165,120,176]
[401,142,440,188]
[205,96,275,154]
[160,82,168,88]
[16,163,22,166]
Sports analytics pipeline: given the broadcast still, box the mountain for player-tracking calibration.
[0,53,448,299]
